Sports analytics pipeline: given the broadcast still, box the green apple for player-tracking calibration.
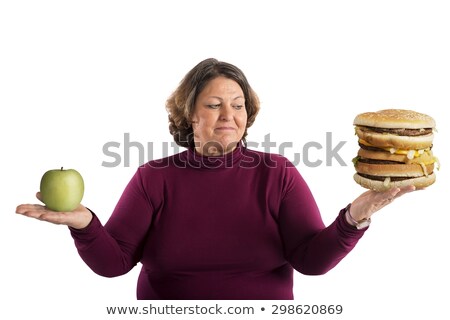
[40,167,84,212]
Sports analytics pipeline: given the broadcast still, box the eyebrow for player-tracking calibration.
[207,95,245,101]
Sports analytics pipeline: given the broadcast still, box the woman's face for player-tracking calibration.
[191,76,247,156]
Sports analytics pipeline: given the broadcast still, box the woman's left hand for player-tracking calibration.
[349,185,418,221]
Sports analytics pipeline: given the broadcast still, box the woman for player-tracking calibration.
[16,58,416,299]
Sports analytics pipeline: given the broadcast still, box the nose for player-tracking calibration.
[219,104,233,121]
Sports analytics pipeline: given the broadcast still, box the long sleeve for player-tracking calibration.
[69,168,155,277]
[278,165,367,275]
[67,147,368,299]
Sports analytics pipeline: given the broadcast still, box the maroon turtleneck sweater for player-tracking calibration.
[70,145,367,299]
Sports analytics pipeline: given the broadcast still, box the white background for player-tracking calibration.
[1,0,449,319]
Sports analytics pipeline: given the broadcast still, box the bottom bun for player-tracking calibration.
[354,172,436,192]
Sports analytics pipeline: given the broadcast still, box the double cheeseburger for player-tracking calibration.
[353,109,438,192]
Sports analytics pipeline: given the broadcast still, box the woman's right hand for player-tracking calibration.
[16,192,93,229]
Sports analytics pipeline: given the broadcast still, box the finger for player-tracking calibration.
[16,204,49,219]
[376,187,400,203]
[36,192,43,202]
[16,205,70,225]
[388,187,402,198]
[393,185,417,198]
[38,211,71,225]
[16,203,46,214]
[16,204,60,221]
[378,185,417,205]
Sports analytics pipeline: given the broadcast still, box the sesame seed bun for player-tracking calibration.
[353,173,436,192]
[353,109,436,129]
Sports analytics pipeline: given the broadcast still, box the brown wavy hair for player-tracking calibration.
[166,58,260,148]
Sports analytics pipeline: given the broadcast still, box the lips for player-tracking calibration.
[215,127,236,131]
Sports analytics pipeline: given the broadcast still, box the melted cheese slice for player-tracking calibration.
[358,139,430,159]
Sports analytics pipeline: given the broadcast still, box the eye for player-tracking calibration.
[207,104,221,109]
[234,105,244,110]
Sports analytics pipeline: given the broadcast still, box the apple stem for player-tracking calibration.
[61,167,63,170]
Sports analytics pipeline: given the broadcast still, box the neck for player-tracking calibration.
[194,141,238,156]
[183,142,245,170]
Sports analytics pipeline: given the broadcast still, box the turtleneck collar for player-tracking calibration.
[181,142,245,169]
